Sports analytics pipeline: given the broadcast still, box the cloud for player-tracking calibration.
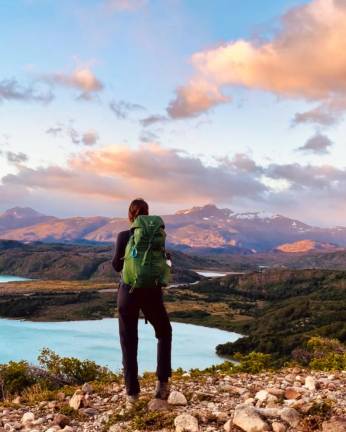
[140,114,168,127]
[1,144,266,205]
[0,79,53,104]
[46,123,99,146]
[82,130,99,146]
[5,151,29,164]
[167,0,346,119]
[167,79,230,119]
[105,0,147,11]
[139,130,159,143]
[297,133,333,154]
[41,68,103,98]
[46,125,64,137]
[109,99,145,119]
[3,143,346,225]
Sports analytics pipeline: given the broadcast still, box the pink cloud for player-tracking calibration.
[167,0,346,120]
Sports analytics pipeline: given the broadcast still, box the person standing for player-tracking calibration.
[112,198,172,403]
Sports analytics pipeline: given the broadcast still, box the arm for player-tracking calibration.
[112,230,130,272]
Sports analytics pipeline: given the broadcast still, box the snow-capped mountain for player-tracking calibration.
[1,204,346,252]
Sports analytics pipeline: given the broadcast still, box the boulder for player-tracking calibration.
[174,413,199,432]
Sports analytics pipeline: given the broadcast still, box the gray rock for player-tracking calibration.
[233,405,270,432]
[148,398,170,411]
[168,390,188,406]
[69,391,85,410]
[21,412,35,424]
[174,413,199,432]
[279,407,301,427]
[304,376,316,391]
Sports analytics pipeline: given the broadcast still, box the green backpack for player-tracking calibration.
[122,215,171,292]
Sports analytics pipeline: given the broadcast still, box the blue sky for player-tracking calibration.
[1,0,346,226]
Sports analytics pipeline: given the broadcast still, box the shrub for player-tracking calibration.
[0,361,35,398]
[306,337,346,371]
[38,348,118,384]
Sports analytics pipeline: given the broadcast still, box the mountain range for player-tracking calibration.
[1,204,346,253]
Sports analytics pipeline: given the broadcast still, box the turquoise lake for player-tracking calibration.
[0,318,240,373]
[0,274,241,372]
[0,275,31,283]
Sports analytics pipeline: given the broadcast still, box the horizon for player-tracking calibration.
[1,0,346,226]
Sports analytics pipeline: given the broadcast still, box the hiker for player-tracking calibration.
[112,198,172,403]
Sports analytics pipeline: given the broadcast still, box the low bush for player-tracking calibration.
[0,348,119,399]
[38,348,118,384]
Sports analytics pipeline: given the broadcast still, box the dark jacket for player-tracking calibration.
[112,230,131,272]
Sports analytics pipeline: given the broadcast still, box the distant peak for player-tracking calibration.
[2,207,46,219]
[175,204,233,217]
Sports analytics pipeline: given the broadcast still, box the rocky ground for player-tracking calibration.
[0,368,345,432]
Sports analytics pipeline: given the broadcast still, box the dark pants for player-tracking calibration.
[117,281,172,395]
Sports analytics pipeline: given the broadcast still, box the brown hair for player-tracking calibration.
[128,198,149,223]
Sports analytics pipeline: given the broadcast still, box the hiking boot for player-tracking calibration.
[154,380,170,400]
[126,393,139,408]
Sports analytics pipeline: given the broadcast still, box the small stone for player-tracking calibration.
[12,397,21,404]
[267,388,284,397]
[284,388,301,400]
[148,398,170,411]
[322,417,346,432]
[110,394,119,402]
[82,383,93,394]
[233,405,270,432]
[81,408,98,416]
[56,392,66,401]
[168,390,188,405]
[280,407,301,427]
[53,414,70,427]
[45,427,61,432]
[69,390,85,410]
[61,427,74,432]
[174,413,199,432]
[272,422,286,432]
[21,412,35,424]
[223,419,232,432]
[255,390,269,402]
[304,376,316,391]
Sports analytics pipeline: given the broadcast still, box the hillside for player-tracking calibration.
[2,204,346,252]
[0,240,213,283]
[275,240,340,253]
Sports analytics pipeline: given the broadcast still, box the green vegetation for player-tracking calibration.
[0,349,119,400]
[104,397,175,432]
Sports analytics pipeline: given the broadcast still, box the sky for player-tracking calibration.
[1,0,346,226]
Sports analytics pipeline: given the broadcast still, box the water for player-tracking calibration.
[0,318,240,373]
[0,275,31,283]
